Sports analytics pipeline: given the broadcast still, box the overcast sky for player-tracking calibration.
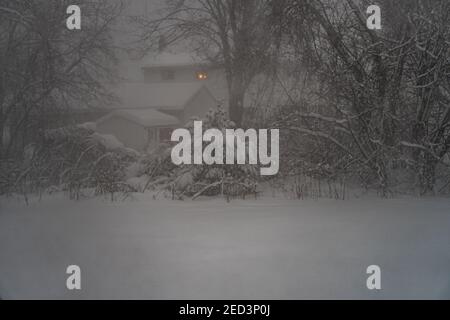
[112,0,168,82]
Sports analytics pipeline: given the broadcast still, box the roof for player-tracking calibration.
[113,82,216,110]
[142,52,208,68]
[97,109,180,128]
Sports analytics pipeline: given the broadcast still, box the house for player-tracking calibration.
[96,82,217,151]
[140,52,228,105]
[95,109,179,151]
[96,48,301,152]
[95,48,310,152]
[96,51,224,152]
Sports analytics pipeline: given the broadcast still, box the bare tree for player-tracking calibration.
[134,0,281,126]
[279,0,450,195]
[0,0,122,157]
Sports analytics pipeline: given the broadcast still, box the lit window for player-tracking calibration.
[196,71,208,80]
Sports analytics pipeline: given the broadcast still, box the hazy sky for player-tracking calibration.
[123,0,166,17]
[113,0,168,82]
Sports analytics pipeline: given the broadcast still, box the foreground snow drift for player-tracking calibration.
[1,194,450,299]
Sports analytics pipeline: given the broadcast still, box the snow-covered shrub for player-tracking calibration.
[270,174,348,200]
[91,152,135,201]
[140,107,261,200]
[141,143,176,181]
[170,108,260,200]
[273,105,352,185]
[0,125,138,200]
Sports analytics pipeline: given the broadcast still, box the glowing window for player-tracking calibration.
[196,71,208,80]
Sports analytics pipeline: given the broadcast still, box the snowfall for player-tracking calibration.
[1,192,450,300]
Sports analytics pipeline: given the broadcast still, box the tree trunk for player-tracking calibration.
[420,154,437,196]
[227,75,246,126]
[228,91,245,126]
[0,116,4,156]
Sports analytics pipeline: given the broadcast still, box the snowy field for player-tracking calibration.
[1,194,450,299]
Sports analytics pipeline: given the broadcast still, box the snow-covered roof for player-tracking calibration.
[113,82,214,110]
[98,109,180,128]
[142,52,208,68]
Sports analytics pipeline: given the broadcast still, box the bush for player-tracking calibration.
[0,125,138,201]
[143,107,261,201]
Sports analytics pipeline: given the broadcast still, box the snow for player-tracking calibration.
[110,82,209,110]
[142,52,207,68]
[126,175,150,193]
[98,109,180,128]
[77,122,96,131]
[124,162,144,180]
[90,132,125,150]
[1,194,450,299]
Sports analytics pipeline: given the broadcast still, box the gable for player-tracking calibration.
[183,87,218,123]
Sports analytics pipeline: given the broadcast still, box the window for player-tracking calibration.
[196,71,208,80]
[161,69,175,81]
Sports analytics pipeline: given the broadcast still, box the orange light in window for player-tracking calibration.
[196,72,208,80]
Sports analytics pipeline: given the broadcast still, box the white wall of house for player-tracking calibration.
[143,66,228,106]
[96,115,149,151]
[182,87,220,124]
[143,66,200,83]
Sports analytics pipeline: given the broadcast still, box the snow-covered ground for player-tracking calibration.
[1,193,450,299]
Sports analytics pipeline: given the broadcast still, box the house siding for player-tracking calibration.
[96,115,148,151]
[143,66,228,104]
[183,88,218,124]
[144,66,200,83]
